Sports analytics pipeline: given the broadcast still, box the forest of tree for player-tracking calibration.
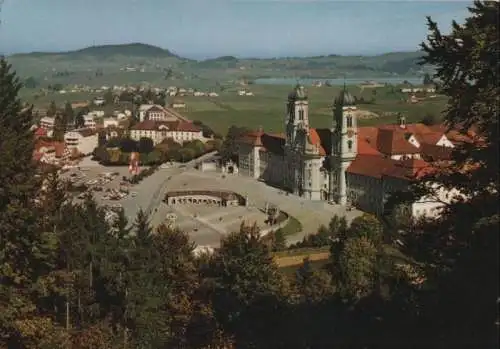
[0,2,498,348]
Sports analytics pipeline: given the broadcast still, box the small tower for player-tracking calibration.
[303,133,323,200]
[285,84,309,148]
[397,113,406,129]
[284,84,309,194]
[330,86,358,205]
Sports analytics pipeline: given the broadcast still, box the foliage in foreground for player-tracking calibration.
[1,2,498,348]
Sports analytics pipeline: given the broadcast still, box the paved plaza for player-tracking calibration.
[76,153,362,248]
[146,168,362,247]
[161,203,270,247]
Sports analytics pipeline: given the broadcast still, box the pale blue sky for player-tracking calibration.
[0,0,470,58]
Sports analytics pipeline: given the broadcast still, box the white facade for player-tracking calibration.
[237,86,459,220]
[103,118,119,128]
[64,130,98,155]
[130,121,203,145]
[40,117,56,130]
[83,116,97,129]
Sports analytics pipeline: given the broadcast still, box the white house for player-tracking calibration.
[208,92,219,97]
[171,100,186,109]
[103,118,119,128]
[64,128,98,156]
[130,120,203,145]
[83,115,97,129]
[33,139,71,165]
[138,104,180,122]
[40,116,56,130]
[93,97,105,106]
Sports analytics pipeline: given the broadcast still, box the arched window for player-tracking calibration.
[347,140,353,151]
[299,109,304,120]
[346,115,353,128]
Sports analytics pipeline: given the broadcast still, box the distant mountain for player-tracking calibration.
[11,43,183,59]
[6,43,432,85]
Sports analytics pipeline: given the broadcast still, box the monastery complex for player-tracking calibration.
[237,85,472,218]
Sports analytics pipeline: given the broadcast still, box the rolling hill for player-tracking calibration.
[6,43,432,87]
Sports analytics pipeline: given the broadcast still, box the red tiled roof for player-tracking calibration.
[376,127,420,155]
[53,142,67,158]
[309,129,326,156]
[419,143,454,161]
[34,127,47,137]
[347,155,394,179]
[347,155,434,181]
[238,130,264,146]
[34,139,55,153]
[33,152,43,162]
[382,158,433,180]
[261,133,285,155]
[77,128,96,137]
[414,132,442,145]
[177,121,201,132]
[131,120,201,133]
[239,129,325,155]
[357,127,381,156]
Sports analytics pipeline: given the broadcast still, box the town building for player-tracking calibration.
[138,104,180,122]
[33,139,71,166]
[83,115,97,129]
[40,116,56,130]
[64,128,99,156]
[103,117,120,128]
[237,85,466,218]
[170,100,186,109]
[130,120,203,145]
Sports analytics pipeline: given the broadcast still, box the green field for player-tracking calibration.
[180,84,447,134]
[23,83,447,135]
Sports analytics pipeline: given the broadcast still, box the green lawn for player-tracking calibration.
[183,84,447,134]
[21,83,447,136]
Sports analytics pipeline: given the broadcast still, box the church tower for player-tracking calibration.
[284,84,309,194]
[329,86,358,205]
[285,84,309,148]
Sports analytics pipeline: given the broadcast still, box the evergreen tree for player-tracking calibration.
[337,237,378,301]
[0,58,66,347]
[295,257,335,304]
[53,111,67,141]
[206,223,289,349]
[64,101,75,124]
[47,100,57,118]
[387,3,499,346]
[422,72,433,85]
[75,110,85,129]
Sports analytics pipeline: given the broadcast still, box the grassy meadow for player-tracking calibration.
[22,83,447,135]
[180,84,447,134]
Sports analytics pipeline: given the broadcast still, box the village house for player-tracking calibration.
[64,128,99,156]
[130,120,203,145]
[237,85,469,219]
[103,117,120,128]
[33,127,48,139]
[170,100,186,109]
[138,104,179,122]
[40,116,56,130]
[93,97,105,106]
[71,101,90,109]
[83,115,97,129]
[33,139,71,166]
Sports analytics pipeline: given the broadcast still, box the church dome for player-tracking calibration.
[335,89,356,106]
[288,84,308,101]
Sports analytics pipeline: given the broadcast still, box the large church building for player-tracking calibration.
[237,85,468,218]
